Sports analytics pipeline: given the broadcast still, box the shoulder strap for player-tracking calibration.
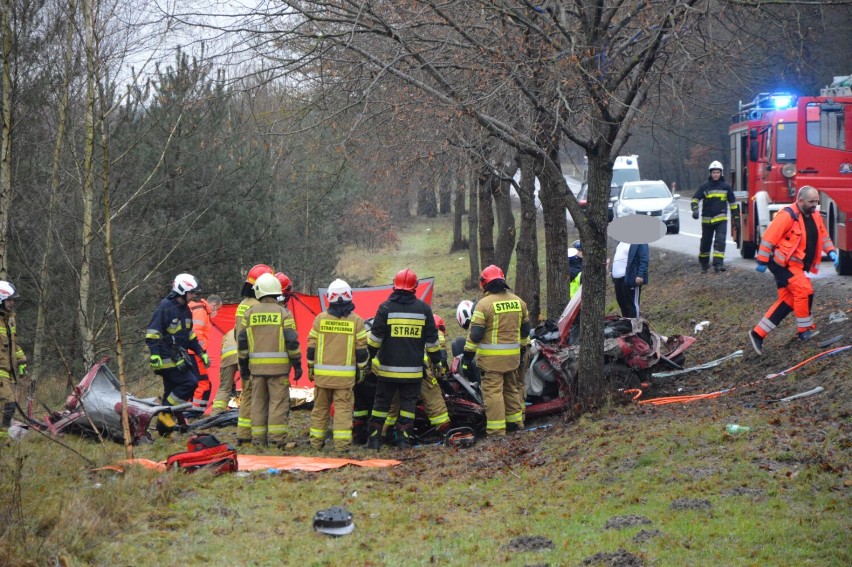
[783,206,798,221]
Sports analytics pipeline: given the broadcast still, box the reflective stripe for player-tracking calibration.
[238,417,252,427]
[167,392,189,405]
[221,346,238,357]
[333,430,352,439]
[757,318,776,333]
[353,410,369,418]
[387,312,426,321]
[252,426,268,435]
[429,412,450,426]
[487,419,506,429]
[315,364,357,372]
[795,316,813,327]
[268,425,288,435]
[310,428,326,439]
[506,411,523,424]
[371,409,389,419]
[211,400,228,410]
[400,410,415,420]
[249,352,290,363]
[478,343,520,356]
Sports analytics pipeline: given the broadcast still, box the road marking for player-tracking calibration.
[679,232,736,246]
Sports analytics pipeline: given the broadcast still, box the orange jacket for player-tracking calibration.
[188,299,213,351]
[756,203,836,273]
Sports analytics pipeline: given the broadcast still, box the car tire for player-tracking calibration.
[667,220,680,235]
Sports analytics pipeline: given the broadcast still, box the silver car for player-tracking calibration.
[611,180,681,234]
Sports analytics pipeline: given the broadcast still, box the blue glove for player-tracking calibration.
[756,263,767,273]
[829,251,839,268]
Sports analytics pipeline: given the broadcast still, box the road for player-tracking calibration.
[653,197,851,292]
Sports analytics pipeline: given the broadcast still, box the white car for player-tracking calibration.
[611,180,680,234]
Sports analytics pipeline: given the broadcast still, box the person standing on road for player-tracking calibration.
[0,281,27,440]
[611,242,649,318]
[145,274,209,435]
[748,186,838,355]
[366,268,443,450]
[691,161,739,273]
[462,265,531,436]
[307,279,369,452]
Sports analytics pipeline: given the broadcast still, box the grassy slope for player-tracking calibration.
[1,214,849,566]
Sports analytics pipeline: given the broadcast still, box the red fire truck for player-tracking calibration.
[728,75,852,275]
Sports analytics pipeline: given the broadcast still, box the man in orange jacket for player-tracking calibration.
[749,186,838,355]
[189,294,222,410]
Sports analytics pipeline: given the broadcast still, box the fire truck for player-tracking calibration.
[728,75,852,275]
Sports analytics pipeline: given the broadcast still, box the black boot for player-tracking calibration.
[2,402,16,428]
[352,419,367,445]
[395,423,414,449]
[365,422,383,450]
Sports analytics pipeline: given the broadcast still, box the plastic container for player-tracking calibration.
[726,424,751,434]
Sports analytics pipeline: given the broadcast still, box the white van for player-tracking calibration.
[579,155,641,221]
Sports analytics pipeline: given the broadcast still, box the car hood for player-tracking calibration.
[620,197,672,211]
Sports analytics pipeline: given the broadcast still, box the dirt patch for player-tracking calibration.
[722,487,766,498]
[678,466,719,479]
[670,497,712,511]
[501,535,555,552]
[604,515,653,530]
[632,529,663,544]
[582,549,644,566]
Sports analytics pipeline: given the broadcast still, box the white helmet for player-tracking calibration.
[0,280,18,302]
[456,300,474,329]
[326,279,353,304]
[708,160,723,172]
[253,272,282,299]
[172,273,200,296]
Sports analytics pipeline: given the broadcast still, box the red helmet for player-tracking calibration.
[393,268,418,292]
[480,265,506,288]
[275,272,292,294]
[433,314,446,332]
[246,264,274,285]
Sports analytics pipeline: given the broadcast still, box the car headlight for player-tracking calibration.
[663,202,678,214]
[616,203,634,216]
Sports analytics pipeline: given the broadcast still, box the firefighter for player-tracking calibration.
[307,279,369,451]
[275,272,293,307]
[0,281,26,440]
[237,273,302,448]
[231,264,274,442]
[145,273,209,435]
[211,323,239,415]
[749,186,838,355]
[366,268,442,450]
[462,265,530,436]
[189,294,222,411]
[352,317,377,445]
[691,161,740,273]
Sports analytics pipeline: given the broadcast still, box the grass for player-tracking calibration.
[1,213,849,566]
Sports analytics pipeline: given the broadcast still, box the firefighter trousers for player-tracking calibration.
[250,374,290,446]
[160,365,199,407]
[480,367,523,436]
[237,376,253,442]
[370,380,420,440]
[754,263,815,337]
[385,373,449,435]
[211,363,237,414]
[310,386,354,450]
[699,221,727,268]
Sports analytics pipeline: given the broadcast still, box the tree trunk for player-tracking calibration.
[492,175,515,273]
[33,0,75,381]
[466,163,479,289]
[513,153,540,325]
[477,167,495,267]
[450,174,466,251]
[418,175,437,217]
[537,152,570,317]
[0,0,13,276]
[77,0,96,370]
[438,172,451,214]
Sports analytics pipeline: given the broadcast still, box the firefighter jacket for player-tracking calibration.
[464,290,531,373]
[234,297,259,339]
[188,299,213,353]
[307,311,369,389]
[367,290,442,382]
[1,311,26,383]
[237,298,301,377]
[145,294,205,371]
[756,203,836,274]
[220,330,238,367]
[569,271,582,299]
[691,176,739,224]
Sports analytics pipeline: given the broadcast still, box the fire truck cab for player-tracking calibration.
[729,76,852,275]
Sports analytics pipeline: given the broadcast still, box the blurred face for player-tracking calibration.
[209,301,221,318]
[710,169,722,179]
[1,298,13,312]
[798,189,819,215]
[185,290,198,303]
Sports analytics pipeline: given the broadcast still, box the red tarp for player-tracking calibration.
[99,455,402,473]
[204,279,435,409]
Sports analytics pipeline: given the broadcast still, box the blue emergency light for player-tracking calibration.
[769,94,793,109]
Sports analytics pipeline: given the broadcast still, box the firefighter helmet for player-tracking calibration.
[326,279,353,304]
[456,300,474,329]
[434,314,446,332]
[0,281,18,304]
[172,274,200,296]
[245,264,274,285]
[393,268,418,292]
[253,272,282,299]
[275,272,292,295]
[479,265,506,288]
[708,160,723,172]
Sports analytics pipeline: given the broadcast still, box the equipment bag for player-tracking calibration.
[166,434,238,475]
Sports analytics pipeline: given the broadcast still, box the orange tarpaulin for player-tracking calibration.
[100,455,402,473]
